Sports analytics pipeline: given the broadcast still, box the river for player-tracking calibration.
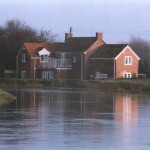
[0,88,150,150]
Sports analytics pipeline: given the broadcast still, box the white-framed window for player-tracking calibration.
[22,54,26,62]
[124,56,132,65]
[42,71,54,79]
[60,53,66,67]
[40,55,48,62]
[123,72,132,78]
[73,56,76,63]
[21,71,27,79]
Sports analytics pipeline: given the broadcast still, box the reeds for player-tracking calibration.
[0,78,150,93]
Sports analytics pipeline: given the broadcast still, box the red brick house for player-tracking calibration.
[88,44,140,79]
[16,32,140,80]
[16,32,105,79]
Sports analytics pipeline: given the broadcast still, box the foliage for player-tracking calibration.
[132,73,137,79]
[0,20,57,76]
[129,37,150,77]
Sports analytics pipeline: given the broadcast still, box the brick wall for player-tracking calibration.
[17,48,31,78]
[84,33,105,79]
[56,69,72,79]
[115,47,139,78]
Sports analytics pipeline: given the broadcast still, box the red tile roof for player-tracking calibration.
[24,43,62,57]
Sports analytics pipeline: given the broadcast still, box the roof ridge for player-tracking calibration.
[69,36,96,39]
[107,44,128,45]
[24,42,49,45]
[90,43,129,59]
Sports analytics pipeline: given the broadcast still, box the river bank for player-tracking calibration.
[0,88,16,106]
[0,78,150,93]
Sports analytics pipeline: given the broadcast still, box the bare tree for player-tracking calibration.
[0,20,57,76]
[129,36,150,77]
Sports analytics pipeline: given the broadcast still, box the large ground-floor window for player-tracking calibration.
[123,72,132,78]
[42,71,54,79]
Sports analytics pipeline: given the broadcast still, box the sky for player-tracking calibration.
[1,0,150,43]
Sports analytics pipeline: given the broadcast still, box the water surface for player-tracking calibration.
[0,89,150,150]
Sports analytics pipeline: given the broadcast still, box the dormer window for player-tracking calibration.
[38,48,50,62]
[40,55,48,62]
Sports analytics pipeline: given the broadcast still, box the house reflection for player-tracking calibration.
[13,89,85,113]
[113,93,139,149]
[6,89,139,148]
[14,90,40,109]
[114,93,138,124]
[12,90,138,124]
[13,90,57,109]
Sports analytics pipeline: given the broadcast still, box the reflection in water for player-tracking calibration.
[114,93,138,150]
[0,89,150,150]
[115,93,138,124]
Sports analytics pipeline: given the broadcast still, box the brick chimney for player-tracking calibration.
[65,33,73,41]
[65,27,73,41]
[96,32,103,41]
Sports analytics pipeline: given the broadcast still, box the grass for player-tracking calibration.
[0,88,16,106]
[0,78,150,93]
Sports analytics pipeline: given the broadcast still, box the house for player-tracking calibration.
[88,44,140,79]
[16,32,140,80]
[16,32,105,79]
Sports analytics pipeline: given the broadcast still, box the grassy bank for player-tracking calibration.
[0,89,16,106]
[0,78,150,93]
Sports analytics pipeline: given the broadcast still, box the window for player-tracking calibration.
[60,53,66,67]
[22,54,26,62]
[40,55,48,62]
[73,56,76,63]
[124,56,132,65]
[21,71,27,79]
[42,71,54,79]
[123,73,132,78]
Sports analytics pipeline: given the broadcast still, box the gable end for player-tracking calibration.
[16,45,29,58]
[115,45,140,60]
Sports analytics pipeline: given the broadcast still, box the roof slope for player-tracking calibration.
[24,43,63,57]
[60,37,97,52]
[90,44,127,58]
[23,37,98,56]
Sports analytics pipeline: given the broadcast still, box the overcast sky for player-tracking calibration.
[1,0,150,43]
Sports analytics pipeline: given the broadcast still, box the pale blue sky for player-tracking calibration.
[1,0,150,43]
